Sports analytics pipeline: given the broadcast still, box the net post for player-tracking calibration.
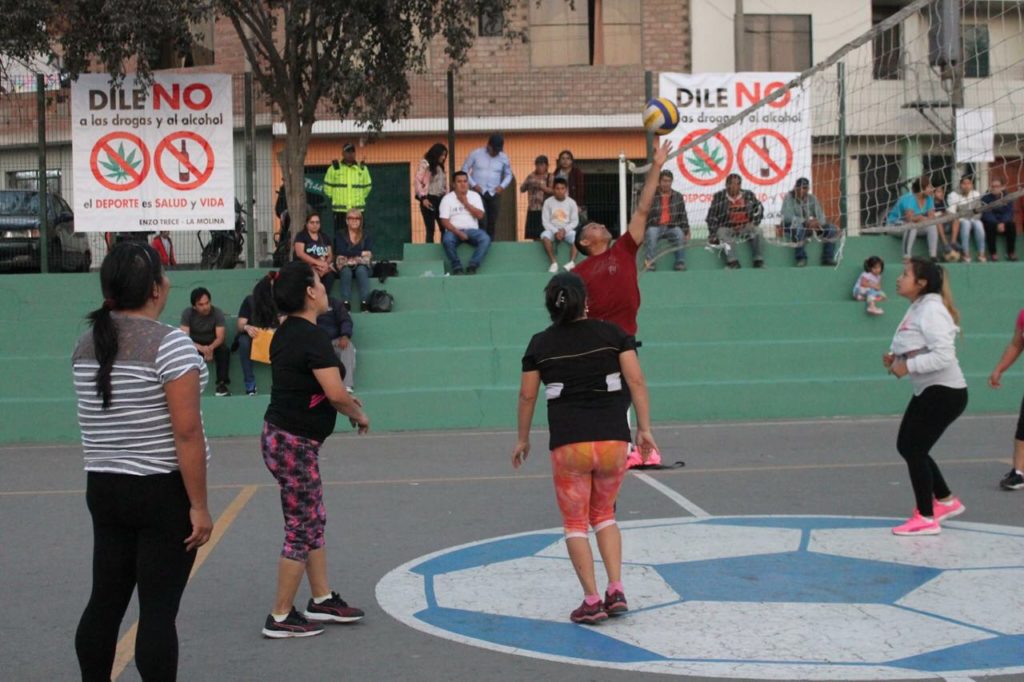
[37,73,48,274]
[618,153,628,236]
[644,70,654,163]
[446,70,456,178]
[244,72,256,268]
[837,62,848,233]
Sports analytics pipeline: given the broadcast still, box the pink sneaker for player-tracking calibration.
[892,511,940,536]
[932,497,965,523]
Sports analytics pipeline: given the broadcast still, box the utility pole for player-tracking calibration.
[734,0,745,72]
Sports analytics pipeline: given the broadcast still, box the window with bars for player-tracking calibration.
[741,14,812,72]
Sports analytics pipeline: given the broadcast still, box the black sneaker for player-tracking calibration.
[570,599,608,625]
[262,607,325,639]
[466,265,478,274]
[753,259,765,269]
[726,261,741,270]
[246,387,257,396]
[1000,469,1024,490]
[215,383,230,397]
[822,258,838,267]
[304,592,365,623]
[604,589,629,616]
[451,267,465,275]
[795,258,807,268]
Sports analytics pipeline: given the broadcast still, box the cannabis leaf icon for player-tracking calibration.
[100,142,141,183]
[686,141,725,177]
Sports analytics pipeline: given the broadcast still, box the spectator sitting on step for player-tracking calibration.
[540,178,580,273]
[981,176,1016,261]
[151,231,177,267]
[439,171,490,275]
[180,287,230,396]
[236,274,283,396]
[294,212,337,293]
[333,208,373,312]
[932,184,961,262]
[643,170,689,272]
[947,176,986,263]
[781,177,839,267]
[706,173,765,269]
[554,149,586,221]
[520,155,553,240]
[886,177,937,261]
[316,297,357,391]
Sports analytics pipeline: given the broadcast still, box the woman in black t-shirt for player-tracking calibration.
[293,213,337,295]
[259,261,370,639]
[512,272,658,625]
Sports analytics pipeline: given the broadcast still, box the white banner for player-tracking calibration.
[955,108,994,163]
[71,73,235,232]
[659,72,811,228]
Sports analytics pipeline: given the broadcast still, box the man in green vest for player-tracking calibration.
[324,142,373,234]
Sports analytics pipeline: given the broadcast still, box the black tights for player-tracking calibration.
[896,385,968,517]
[76,472,197,682]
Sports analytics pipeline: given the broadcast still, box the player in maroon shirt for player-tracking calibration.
[574,140,673,336]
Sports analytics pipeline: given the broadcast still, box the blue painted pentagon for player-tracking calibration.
[415,606,663,663]
[411,533,562,577]
[655,551,941,603]
[699,516,896,531]
[886,634,1024,672]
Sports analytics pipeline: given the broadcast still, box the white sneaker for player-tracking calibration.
[547,262,558,273]
[564,260,576,272]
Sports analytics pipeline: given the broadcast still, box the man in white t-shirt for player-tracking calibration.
[439,170,490,274]
[540,177,579,273]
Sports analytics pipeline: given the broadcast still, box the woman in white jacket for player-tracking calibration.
[883,257,968,536]
[947,176,986,262]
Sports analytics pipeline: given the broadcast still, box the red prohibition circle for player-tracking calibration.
[676,129,734,187]
[154,131,216,191]
[737,128,793,186]
[90,132,151,192]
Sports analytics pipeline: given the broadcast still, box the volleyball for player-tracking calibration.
[643,97,680,135]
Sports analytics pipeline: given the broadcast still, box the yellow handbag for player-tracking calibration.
[249,328,275,364]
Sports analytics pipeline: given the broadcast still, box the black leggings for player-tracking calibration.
[76,472,197,682]
[420,195,443,243]
[983,219,1017,258]
[896,385,968,517]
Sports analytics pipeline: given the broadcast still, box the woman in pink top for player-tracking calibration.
[415,144,449,243]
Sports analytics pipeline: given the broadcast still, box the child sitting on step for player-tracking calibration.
[853,256,886,316]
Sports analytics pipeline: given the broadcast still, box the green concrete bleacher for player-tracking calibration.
[0,232,1021,444]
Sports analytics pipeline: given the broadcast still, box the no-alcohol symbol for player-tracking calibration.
[737,128,793,186]
[155,131,215,191]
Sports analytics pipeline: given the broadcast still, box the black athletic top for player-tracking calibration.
[264,316,342,442]
[522,319,636,450]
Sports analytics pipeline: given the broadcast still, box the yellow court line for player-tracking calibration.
[0,457,1013,498]
[110,484,259,681]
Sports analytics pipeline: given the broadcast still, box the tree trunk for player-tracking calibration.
[280,111,311,261]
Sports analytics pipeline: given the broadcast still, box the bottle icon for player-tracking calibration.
[759,137,770,178]
[178,140,190,182]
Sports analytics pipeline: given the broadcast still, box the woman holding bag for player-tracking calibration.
[236,274,282,396]
[334,208,373,312]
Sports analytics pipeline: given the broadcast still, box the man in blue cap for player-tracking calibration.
[462,133,511,238]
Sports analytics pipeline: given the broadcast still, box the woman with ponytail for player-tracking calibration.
[72,242,213,681]
[884,257,968,536]
[259,261,370,638]
[512,272,658,624]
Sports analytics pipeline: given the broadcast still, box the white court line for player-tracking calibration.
[942,677,976,682]
[631,471,710,518]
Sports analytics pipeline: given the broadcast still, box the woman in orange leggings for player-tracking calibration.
[512,272,658,624]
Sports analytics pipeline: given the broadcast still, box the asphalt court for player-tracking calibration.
[2,414,1022,681]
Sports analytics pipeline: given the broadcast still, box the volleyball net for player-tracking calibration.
[629,0,1024,265]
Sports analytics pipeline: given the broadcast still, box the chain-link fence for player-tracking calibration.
[0,65,652,271]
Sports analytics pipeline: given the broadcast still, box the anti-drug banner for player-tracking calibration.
[659,72,810,228]
[71,73,234,232]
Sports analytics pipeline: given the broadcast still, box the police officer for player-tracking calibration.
[324,142,372,236]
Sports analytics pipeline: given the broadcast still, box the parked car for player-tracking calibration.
[0,190,91,272]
